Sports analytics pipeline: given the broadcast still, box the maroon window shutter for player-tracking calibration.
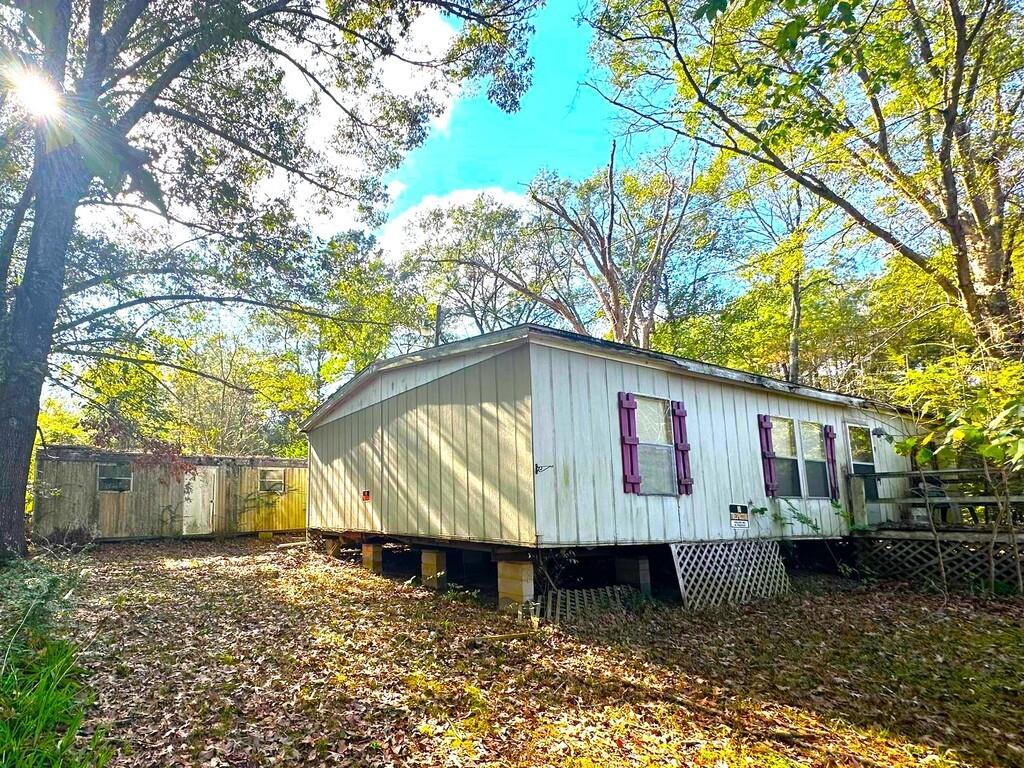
[618,392,641,494]
[758,414,778,498]
[670,400,693,495]
[823,424,840,501]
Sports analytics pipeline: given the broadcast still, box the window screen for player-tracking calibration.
[634,396,677,496]
[259,468,285,493]
[847,425,878,501]
[800,421,829,498]
[770,416,801,497]
[97,462,132,492]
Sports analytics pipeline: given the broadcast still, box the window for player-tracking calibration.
[634,396,676,496]
[97,462,132,492]
[847,424,879,501]
[259,468,285,494]
[771,416,801,497]
[800,422,830,498]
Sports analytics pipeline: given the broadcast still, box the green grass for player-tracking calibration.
[0,557,110,768]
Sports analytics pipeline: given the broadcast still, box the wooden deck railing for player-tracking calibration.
[847,468,1024,530]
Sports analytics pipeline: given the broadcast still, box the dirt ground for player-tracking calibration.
[41,537,1024,767]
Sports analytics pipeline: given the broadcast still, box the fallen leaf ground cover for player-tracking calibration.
[13,538,1024,767]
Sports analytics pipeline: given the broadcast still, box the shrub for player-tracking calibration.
[0,558,110,767]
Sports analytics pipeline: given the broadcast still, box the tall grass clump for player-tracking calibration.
[0,556,110,767]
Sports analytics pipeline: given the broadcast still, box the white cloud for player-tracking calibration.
[377,11,462,134]
[272,10,465,237]
[386,179,408,202]
[378,186,529,261]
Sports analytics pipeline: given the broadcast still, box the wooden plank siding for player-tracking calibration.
[34,457,106,540]
[35,458,183,539]
[315,343,519,427]
[218,466,307,533]
[33,449,307,541]
[97,468,183,539]
[308,344,536,547]
[529,341,911,546]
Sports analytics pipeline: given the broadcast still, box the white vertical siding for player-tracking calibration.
[308,344,535,546]
[530,342,912,546]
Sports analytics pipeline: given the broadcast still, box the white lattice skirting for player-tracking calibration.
[670,540,790,610]
[540,585,639,624]
[859,537,1024,587]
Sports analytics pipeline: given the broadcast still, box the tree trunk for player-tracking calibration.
[957,223,1022,358]
[786,276,802,384]
[971,285,1023,359]
[0,142,86,557]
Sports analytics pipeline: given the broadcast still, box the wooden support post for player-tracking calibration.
[497,560,534,612]
[421,549,447,590]
[615,556,652,596]
[362,543,383,575]
[325,537,342,559]
[848,475,868,527]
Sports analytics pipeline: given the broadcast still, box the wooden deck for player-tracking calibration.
[849,469,1023,588]
[849,468,1023,528]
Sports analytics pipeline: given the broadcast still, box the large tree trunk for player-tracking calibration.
[957,218,1022,358]
[970,292,1019,360]
[968,281,1023,359]
[0,142,86,557]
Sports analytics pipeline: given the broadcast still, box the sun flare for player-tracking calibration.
[8,68,61,118]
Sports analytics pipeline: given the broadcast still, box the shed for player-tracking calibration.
[33,446,307,542]
[303,325,913,608]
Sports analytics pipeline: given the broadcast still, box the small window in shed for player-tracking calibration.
[771,416,802,497]
[259,468,286,494]
[97,462,132,492]
[258,473,286,495]
[635,396,677,496]
[800,421,829,498]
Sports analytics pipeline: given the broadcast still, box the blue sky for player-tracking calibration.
[384,0,632,224]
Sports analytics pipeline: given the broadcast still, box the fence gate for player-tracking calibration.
[670,540,790,610]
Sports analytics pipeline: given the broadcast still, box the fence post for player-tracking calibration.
[848,475,868,527]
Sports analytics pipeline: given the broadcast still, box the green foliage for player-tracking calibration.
[309,236,424,379]
[653,243,971,395]
[26,400,89,517]
[0,558,110,767]
[654,268,863,382]
[404,195,559,337]
[891,353,1024,471]
[54,231,425,458]
[404,150,726,347]
[79,358,175,448]
[590,0,1024,352]
[35,401,88,447]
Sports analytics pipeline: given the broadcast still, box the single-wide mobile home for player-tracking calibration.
[33,446,307,542]
[303,325,912,607]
